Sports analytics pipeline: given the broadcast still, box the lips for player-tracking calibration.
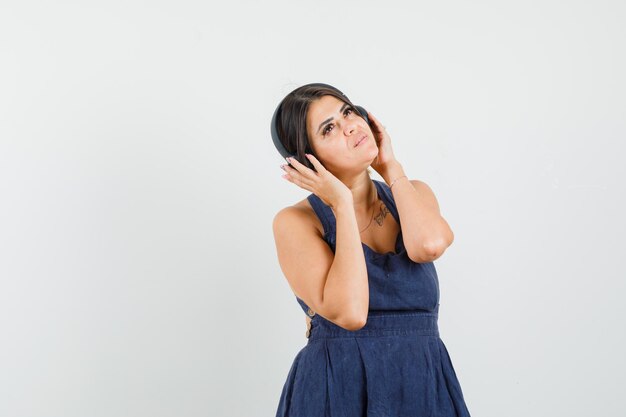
[354,134,367,147]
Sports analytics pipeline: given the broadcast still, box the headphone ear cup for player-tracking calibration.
[271,105,312,170]
[270,103,292,160]
[355,105,370,126]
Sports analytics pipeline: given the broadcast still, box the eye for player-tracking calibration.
[322,124,333,136]
[322,107,355,137]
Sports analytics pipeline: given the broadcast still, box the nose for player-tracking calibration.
[344,120,357,136]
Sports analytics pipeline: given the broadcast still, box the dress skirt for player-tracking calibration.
[275,309,471,417]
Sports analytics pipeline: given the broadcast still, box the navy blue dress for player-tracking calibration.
[275,179,471,417]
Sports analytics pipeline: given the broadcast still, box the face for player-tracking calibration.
[306,95,378,173]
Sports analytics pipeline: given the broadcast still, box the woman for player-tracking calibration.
[271,83,471,417]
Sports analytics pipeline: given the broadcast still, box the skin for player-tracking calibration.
[277,95,454,330]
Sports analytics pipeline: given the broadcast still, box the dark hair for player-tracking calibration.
[275,84,370,172]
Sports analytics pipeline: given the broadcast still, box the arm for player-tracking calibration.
[273,198,369,330]
[380,162,454,263]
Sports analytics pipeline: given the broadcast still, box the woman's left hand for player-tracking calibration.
[367,111,399,175]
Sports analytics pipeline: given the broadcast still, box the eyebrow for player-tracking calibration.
[316,102,350,135]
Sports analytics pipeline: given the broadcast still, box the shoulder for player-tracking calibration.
[273,197,324,237]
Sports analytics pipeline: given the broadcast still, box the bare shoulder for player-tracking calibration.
[408,179,441,215]
[273,197,324,237]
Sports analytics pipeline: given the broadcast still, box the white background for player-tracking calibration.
[1,1,625,416]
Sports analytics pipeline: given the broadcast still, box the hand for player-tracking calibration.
[281,154,352,208]
[367,111,399,176]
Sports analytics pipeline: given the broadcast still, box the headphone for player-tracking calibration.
[270,82,371,170]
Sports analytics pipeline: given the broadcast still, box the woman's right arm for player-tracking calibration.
[273,198,369,331]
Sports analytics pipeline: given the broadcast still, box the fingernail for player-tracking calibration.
[280,164,286,171]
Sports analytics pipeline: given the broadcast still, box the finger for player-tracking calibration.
[291,176,314,192]
[283,171,314,192]
[304,153,326,174]
[286,156,316,178]
[367,112,386,129]
[283,164,315,187]
[367,111,380,123]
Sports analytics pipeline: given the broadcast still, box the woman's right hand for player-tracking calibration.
[281,154,353,209]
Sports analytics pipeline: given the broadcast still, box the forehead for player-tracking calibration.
[306,95,346,132]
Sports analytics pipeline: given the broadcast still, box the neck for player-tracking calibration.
[336,170,377,213]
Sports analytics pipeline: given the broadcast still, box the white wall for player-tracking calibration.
[1,1,624,416]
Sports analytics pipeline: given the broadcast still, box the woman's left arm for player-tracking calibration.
[366,111,453,263]
[381,162,454,263]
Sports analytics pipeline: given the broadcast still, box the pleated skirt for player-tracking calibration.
[275,310,471,417]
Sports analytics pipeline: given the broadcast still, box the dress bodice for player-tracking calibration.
[294,179,440,317]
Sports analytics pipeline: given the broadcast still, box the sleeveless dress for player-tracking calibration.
[275,179,471,417]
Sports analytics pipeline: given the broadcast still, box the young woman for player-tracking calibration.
[271,83,471,417]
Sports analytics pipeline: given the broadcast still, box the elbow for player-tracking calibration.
[407,250,435,264]
[424,240,448,260]
[408,239,450,263]
[335,313,367,331]
[343,316,367,331]
[323,304,368,331]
